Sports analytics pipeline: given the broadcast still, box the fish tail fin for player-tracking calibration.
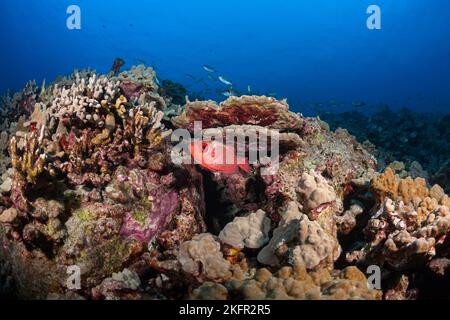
[238,162,252,174]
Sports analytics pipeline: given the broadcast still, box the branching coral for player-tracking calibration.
[371,168,429,206]
[347,198,449,270]
[371,168,449,224]
[10,126,47,183]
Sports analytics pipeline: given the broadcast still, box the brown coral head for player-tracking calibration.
[111,58,125,76]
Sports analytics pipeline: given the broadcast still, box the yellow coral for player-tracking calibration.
[371,168,431,206]
[371,168,399,201]
[416,197,439,224]
[398,177,429,206]
[370,168,450,225]
[91,129,111,146]
[10,130,47,183]
[115,95,128,118]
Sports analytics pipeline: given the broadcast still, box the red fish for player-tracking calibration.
[189,140,251,174]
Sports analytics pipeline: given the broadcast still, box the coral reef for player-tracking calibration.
[0,66,448,300]
[297,169,337,220]
[191,264,381,300]
[346,170,449,272]
[347,198,449,270]
[92,268,142,300]
[257,211,339,270]
[320,108,450,192]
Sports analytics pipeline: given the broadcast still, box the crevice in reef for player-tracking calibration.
[199,166,268,236]
[201,169,235,236]
[335,186,376,270]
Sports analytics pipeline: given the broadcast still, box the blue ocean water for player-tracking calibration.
[1,0,450,114]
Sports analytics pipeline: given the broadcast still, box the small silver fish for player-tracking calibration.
[154,76,161,86]
[221,89,237,97]
[203,65,217,73]
[247,85,252,93]
[218,76,233,86]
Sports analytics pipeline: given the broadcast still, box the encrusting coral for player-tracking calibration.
[0,65,448,300]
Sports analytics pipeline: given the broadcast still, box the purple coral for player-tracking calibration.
[120,189,179,243]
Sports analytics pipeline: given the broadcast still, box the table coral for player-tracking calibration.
[172,95,304,132]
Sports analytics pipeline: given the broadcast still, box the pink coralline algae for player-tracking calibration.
[0,65,448,300]
[120,189,179,243]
